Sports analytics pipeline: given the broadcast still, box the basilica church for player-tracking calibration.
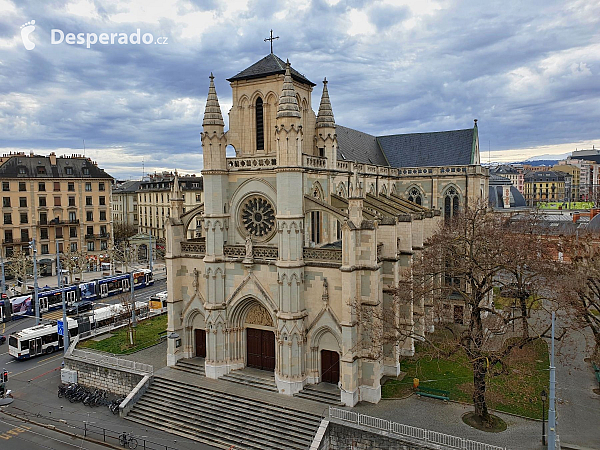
[164,52,488,406]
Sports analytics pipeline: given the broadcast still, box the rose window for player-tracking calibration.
[240,196,275,238]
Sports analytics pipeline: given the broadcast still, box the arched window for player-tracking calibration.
[311,184,322,244]
[444,187,460,220]
[408,187,422,206]
[255,97,264,151]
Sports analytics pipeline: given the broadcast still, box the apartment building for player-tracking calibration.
[524,171,566,205]
[0,152,113,275]
[112,180,141,227]
[492,165,525,193]
[552,164,580,201]
[138,173,203,240]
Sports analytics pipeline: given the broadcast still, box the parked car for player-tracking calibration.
[66,300,94,316]
[0,335,6,345]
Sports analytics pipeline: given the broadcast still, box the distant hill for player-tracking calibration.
[518,159,560,167]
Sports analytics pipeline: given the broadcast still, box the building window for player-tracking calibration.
[87,241,95,251]
[56,227,63,238]
[21,229,29,242]
[54,182,60,191]
[337,220,342,240]
[86,226,94,237]
[19,182,26,192]
[311,211,321,244]
[86,211,93,221]
[22,246,30,256]
[2,182,9,191]
[5,247,13,257]
[57,242,63,253]
[255,97,264,151]
[408,187,423,206]
[2,197,10,207]
[83,167,90,175]
[39,197,46,207]
[4,230,12,243]
[19,197,27,208]
[70,242,77,252]
[100,225,107,236]
[68,182,75,192]
[38,182,45,191]
[69,211,77,223]
[444,187,460,221]
[65,167,73,175]
[20,213,28,224]
[319,147,325,157]
[41,244,49,254]
[86,196,93,206]
[99,196,105,205]
[54,196,61,207]
[69,196,76,207]
[70,226,77,238]
[18,167,26,175]
[100,210,106,221]
[196,194,201,202]
[85,182,92,192]
[37,166,46,175]
[39,212,47,225]
[99,182,105,191]
[100,241,107,250]
[4,213,12,224]
[40,228,49,240]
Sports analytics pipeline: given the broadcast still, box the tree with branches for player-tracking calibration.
[355,203,564,427]
[7,249,34,294]
[60,249,89,284]
[113,222,138,244]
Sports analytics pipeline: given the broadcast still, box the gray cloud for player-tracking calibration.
[0,0,598,178]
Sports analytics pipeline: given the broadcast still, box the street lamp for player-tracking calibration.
[541,389,547,446]
[28,239,40,325]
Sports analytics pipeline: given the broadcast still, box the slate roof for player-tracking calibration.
[377,128,475,168]
[227,53,316,86]
[493,165,520,175]
[335,125,388,166]
[114,180,142,193]
[0,154,113,179]
[524,171,566,182]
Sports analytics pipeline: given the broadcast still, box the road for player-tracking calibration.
[0,413,109,449]
[0,279,166,380]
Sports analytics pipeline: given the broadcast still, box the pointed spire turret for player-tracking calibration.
[202,73,224,127]
[276,60,301,119]
[316,78,335,129]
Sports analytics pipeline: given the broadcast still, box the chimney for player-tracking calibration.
[49,152,57,166]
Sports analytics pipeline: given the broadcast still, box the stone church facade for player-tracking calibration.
[165,53,488,406]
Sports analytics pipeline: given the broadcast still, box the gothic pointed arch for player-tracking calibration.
[336,182,347,198]
[442,184,461,220]
[255,96,264,151]
[406,185,424,206]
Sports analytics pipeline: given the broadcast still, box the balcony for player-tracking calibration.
[2,238,22,245]
[85,233,110,240]
[42,219,80,226]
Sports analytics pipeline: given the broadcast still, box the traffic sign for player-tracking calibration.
[57,320,64,336]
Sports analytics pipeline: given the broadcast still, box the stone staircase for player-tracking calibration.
[172,358,205,376]
[219,369,278,392]
[294,384,342,405]
[126,376,321,450]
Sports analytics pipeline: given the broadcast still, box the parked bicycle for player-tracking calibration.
[119,431,138,449]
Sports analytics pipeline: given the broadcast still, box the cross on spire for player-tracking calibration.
[264,29,279,54]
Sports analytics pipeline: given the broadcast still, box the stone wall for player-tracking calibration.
[320,421,441,450]
[64,358,144,396]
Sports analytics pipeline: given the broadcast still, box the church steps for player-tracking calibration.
[126,377,320,449]
[294,385,342,405]
[219,371,278,391]
[130,401,312,449]
[126,410,287,450]
[173,360,206,376]
[153,376,319,422]
[137,390,318,438]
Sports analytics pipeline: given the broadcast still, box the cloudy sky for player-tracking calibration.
[0,0,598,179]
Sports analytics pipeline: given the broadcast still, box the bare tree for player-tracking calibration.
[117,290,137,347]
[355,203,563,427]
[113,223,138,243]
[7,250,34,294]
[60,249,89,284]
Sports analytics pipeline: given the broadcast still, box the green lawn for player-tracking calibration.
[79,314,167,354]
[538,201,593,210]
[492,286,542,311]
[382,338,550,419]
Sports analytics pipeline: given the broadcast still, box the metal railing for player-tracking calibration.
[329,407,506,450]
[71,348,153,374]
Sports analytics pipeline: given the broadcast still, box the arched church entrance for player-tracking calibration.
[195,329,206,357]
[321,350,340,384]
[243,302,275,371]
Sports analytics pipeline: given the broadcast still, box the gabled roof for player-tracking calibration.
[377,128,476,168]
[335,125,388,166]
[114,180,142,193]
[227,53,315,87]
